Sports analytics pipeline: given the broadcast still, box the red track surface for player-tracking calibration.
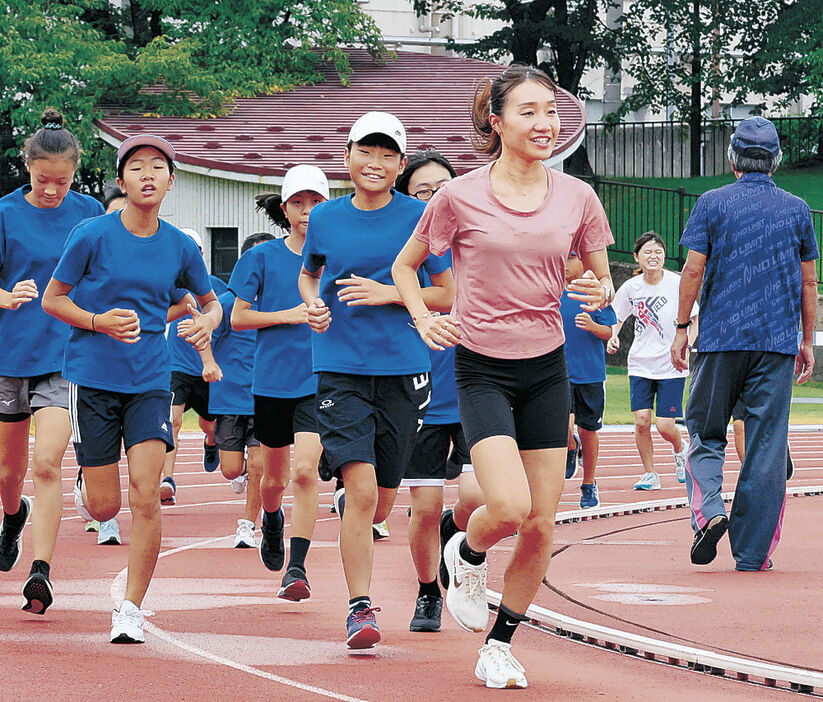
[2,430,821,700]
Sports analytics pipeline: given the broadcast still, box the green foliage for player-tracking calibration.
[0,0,384,197]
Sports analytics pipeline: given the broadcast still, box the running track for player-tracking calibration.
[3,429,822,700]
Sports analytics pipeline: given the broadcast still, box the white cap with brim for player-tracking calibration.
[347,111,407,154]
[281,164,330,203]
[181,227,203,249]
[116,135,176,172]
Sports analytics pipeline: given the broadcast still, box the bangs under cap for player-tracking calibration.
[348,111,407,154]
[116,135,176,172]
[281,164,330,203]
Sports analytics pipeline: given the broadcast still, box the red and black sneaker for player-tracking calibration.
[346,605,381,650]
[278,568,311,602]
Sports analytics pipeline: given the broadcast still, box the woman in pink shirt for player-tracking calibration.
[392,64,613,688]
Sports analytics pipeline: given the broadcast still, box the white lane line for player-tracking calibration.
[109,518,366,702]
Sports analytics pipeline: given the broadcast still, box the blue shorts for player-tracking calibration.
[569,381,606,431]
[69,384,174,467]
[629,376,686,418]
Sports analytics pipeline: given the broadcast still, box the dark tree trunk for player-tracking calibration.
[0,110,27,197]
[689,0,702,177]
[565,145,594,177]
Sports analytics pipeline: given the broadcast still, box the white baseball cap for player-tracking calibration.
[281,164,330,203]
[116,134,175,173]
[181,227,203,249]
[347,111,407,154]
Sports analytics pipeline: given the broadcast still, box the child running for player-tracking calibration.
[393,66,614,688]
[186,232,274,548]
[230,166,330,601]
[607,232,698,490]
[42,134,221,642]
[560,251,616,509]
[298,114,454,649]
[0,109,104,614]
[394,150,484,633]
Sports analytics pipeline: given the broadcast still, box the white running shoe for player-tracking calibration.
[231,471,249,495]
[73,470,94,522]
[443,533,489,632]
[372,520,390,540]
[674,444,688,483]
[110,600,145,643]
[475,640,528,689]
[633,471,662,490]
[233,518,257,548]
[98,518,121,545]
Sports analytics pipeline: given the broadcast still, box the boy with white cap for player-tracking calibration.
[298,112,454,649]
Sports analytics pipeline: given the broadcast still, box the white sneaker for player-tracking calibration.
[372,520,389,540]
[97,518,121,545]
[110,600,145,643]
[633,471,662,490]
[443,533,489,632]
[475,640,528,689]
[233,518,257,548]
[231,471,248,495]
[674,444,688,483]
[73,470,94,522]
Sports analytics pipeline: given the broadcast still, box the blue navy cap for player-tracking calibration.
[730,117,780,159]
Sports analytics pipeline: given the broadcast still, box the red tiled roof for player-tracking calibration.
[95,50,585,180]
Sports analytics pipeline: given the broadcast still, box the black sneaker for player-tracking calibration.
[22,571,53,615]
[259,508,285,571]
[277,567,311,601]
[203,440,219,472]
[0,495,31,572]
[438,509,458,589]
[409,594,443,632]
[690,514,729,565]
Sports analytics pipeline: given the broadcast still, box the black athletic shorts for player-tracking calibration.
[253,394,317,448]
[315,372,430,490]
[454,344,569,451]
[402,422,471,486]
[69,384,174,467]
[569,381,606,432]
[170,371,215,421]
[214,414,260,452]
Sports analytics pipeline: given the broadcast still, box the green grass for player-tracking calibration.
[604,365,823,425]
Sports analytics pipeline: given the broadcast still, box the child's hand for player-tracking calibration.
[307,298,331,333]
[606,335,620,354]
[0,279,38,310]
[98,308,141,344]
[575,312,595,332]
[336,274,398,306]
[202,359,223,383]
[283,303,309,325]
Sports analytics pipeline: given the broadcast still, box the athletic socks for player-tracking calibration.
[486,604,527,646]
[3,506,26,530]
[349,596,371,613]
[287,536,310,572]
[30,559,50,579]
[459,537,486,566]
[418,579,441,599]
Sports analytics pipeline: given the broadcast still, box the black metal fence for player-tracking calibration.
[582,175,823,284]
[586,116,823,179]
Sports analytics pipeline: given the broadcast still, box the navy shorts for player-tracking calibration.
[316,372,431,490]
[170,371,215,421]
[254,395,317,448]
[629,376,686,417]
[455,345,569,451]
[214,414,260,452]
[569,381,606,431]
[69,384,174,467]
[402,422,471,486]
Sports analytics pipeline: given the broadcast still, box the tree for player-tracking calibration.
[412,0,625,175]
[0,0,384,197]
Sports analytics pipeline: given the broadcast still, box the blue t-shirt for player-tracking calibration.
[560,290,616,384]
[208,291,255,415]
[303,192,449,375]
[52,212,213,393]
[229,237,314,398]
[168,275,228,375]
[680,173,819,355]
[0,186,103,377]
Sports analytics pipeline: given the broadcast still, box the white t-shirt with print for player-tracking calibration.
[612,269,698,379]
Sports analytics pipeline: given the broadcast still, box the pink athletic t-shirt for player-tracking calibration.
[413,162,614,359]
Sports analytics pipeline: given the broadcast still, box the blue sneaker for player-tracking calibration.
[346,605,381,649]
[203,440,219,472]
[565,434,580,480]
[579,483,599,509]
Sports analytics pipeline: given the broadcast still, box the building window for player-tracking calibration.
[210,227,238,283]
